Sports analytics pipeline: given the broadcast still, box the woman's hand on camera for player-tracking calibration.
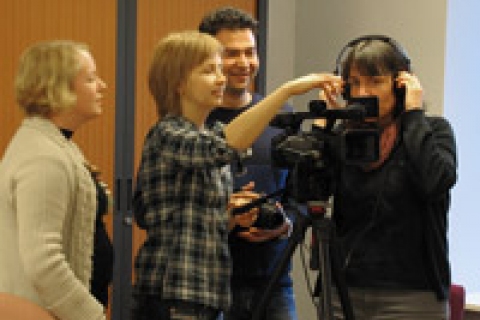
[283,73,342,97]
[313,76,344,128]
[318,85,344,110]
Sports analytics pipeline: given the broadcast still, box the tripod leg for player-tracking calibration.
[330,235,355,320]
[312,218,334,320]
[311,215,357,320]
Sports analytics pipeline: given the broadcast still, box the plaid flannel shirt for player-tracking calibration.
[133,115,239,311]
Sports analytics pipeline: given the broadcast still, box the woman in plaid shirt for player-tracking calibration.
[131,30,341,320]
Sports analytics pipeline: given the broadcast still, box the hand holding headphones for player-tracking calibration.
[395,71,424,112]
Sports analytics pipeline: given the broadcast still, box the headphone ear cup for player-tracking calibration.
[342,83,351,101]
[393,85,406,117]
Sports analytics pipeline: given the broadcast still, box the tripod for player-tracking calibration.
[250,198,355,320]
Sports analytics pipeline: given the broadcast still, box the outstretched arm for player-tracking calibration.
[225,73,342,151]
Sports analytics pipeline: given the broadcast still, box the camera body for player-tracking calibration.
[270,97,380,203]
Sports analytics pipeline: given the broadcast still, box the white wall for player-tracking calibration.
[266,0,480,318]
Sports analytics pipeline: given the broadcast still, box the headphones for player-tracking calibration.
[334,35,411,116]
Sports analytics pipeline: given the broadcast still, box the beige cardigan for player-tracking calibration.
[0,117,105,320]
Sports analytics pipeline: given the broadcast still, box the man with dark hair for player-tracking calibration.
[200,6,298,320]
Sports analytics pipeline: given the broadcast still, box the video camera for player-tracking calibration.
[270,96,381,203]
[230,96,380,227]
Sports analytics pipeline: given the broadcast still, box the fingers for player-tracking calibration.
[324,75,343,95]
[287,73,342,96]
[237,228,276,242]
[312,73,342,95]
[396,71,421,89]
[323,89,343,108]
[228,190,260,214]
[241,181,255,191]
[396,71,423,110]
[318,84,343,109]
[229,190,259,202]
[234,209,259,228]
[316,74,343,106]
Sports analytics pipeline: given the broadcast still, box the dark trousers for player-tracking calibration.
[331,287,447,320]
[132,294,220,320]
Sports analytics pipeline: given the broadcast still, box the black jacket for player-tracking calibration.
[333,110,457,300]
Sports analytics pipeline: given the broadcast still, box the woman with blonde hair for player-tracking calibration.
[0,40,108,320]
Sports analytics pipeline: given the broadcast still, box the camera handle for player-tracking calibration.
[250,199,355,320]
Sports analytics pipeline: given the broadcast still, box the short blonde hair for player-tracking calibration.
[15,40,89,117]
[148,30,222,117]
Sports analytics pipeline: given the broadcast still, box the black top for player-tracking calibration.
[333,111,457,300]
[90,176,114,306]
[59,128,114,306]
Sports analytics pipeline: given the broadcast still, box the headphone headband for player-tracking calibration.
[334,34,410,76]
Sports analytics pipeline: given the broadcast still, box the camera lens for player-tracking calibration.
[253,200,285,230]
